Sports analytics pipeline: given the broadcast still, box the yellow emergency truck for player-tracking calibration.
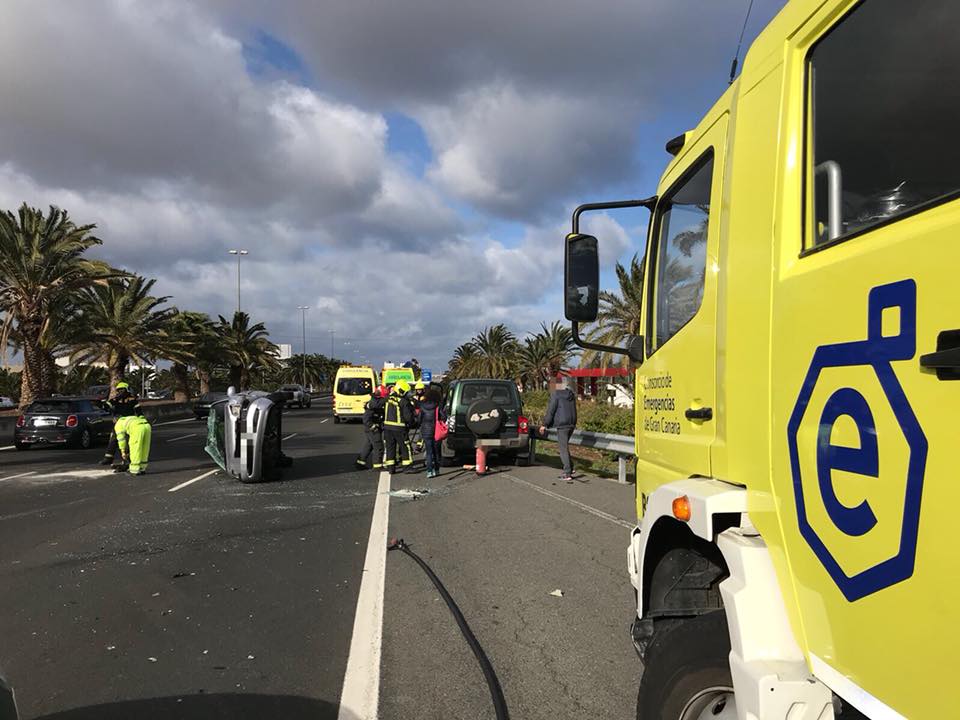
[333,366,377,423]
[563,1,957,717]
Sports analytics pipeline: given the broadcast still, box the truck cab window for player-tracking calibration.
[652,153,713,350]
[809,0,960,247]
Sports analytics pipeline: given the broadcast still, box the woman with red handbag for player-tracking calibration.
[418,386,447,478]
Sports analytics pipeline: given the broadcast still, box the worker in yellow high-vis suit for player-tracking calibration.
[115,414,152,475]
[383,380,415,472]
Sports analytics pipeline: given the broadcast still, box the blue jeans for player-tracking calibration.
[424,436,438,473]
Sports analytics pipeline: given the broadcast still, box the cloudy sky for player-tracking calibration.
[0,0,785,373]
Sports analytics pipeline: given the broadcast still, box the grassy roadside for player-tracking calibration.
[533,440,635,483]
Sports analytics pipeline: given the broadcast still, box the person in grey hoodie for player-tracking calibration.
[539,376,578,481]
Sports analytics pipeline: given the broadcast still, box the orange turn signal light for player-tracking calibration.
[672,495,692,522]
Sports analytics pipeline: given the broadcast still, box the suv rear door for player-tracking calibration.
[456,381,520,437]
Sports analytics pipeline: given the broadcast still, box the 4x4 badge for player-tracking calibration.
[787,279,927,602]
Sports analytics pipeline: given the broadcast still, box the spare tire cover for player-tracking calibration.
[465,399,504,436]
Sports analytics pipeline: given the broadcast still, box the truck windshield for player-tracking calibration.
[338,378,372,395]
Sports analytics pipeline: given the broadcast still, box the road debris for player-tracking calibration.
[549,589,564,598]
[388,488,430,499]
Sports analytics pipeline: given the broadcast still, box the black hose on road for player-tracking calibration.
[387,538,510,720]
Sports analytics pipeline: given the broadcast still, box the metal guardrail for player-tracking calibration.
[536,428,635,484]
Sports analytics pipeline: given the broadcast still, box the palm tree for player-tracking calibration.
[167,311,219,401]
[518,321,576,388]
[72,275,184,391]
[447,342,479,380]
[216,311,280,390]
[0,204,114,406]
[277,353,329,389]
[581,254,645,369]
[467,324,519,379]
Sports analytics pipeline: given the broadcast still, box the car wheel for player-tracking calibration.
[334,415,341,424]
[635,610,735,720]
[74,428,93,450]
[14,440,31,451]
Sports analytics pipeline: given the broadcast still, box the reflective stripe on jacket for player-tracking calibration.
[383,395,413,427]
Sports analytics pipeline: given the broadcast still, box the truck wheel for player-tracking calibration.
[636,610,735,720]
[333,415,341,424]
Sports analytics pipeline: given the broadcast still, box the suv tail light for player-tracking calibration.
[518,415,529,433]
[65,415,79,428]
[16,415,25,428]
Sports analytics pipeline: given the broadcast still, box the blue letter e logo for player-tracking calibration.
[788,279,927,602]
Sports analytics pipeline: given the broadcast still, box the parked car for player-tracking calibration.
[279,384,311,409]
[14,397,114,450]
[146,388,172,400]
[0,397,15,409]
[84,384,110,400]
[441,379,531,466]
[194,392,228,420]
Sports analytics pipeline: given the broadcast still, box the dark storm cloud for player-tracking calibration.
[0,0,787,370]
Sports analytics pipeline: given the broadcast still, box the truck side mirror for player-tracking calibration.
[564,233,599,323]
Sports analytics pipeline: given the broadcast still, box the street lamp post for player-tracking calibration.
[297,306,309,388]
[228,249,248,314]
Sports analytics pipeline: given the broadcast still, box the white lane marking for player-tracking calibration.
[31,469,116,480]
[282,433,298,441]
[0,471,36,482]
[166,433,198,443]
[153,417,196,426]
[337,470,391,720]
[0,445,15,451]
[168,468,219,493]
[320,418,329,424]
[506,474,634,529]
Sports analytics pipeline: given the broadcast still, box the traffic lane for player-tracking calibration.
[0,391,331,472]
[381,463,638,720]
[0,416,218,563]
[0,398,345,572]
[0,410,376,719]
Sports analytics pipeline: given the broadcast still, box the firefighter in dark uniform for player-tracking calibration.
[383,380,415,472]
[99,381,143,469]
[355,385,388,470]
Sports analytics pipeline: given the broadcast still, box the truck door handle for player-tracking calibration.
[920,329,960,380]
[685,407,713,421]
[919,347,960,369]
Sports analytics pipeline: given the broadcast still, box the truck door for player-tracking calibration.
[637,115,726,483]
[771,1,959,715]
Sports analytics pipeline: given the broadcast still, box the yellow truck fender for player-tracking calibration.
[631,478,834,720]
[628,476,748,607]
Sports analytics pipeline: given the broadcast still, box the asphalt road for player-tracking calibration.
[0,397,641,719]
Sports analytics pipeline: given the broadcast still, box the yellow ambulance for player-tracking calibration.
[563,0,957,717]
[333,366,377,423]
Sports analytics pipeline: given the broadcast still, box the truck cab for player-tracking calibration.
[564,1,959,717]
